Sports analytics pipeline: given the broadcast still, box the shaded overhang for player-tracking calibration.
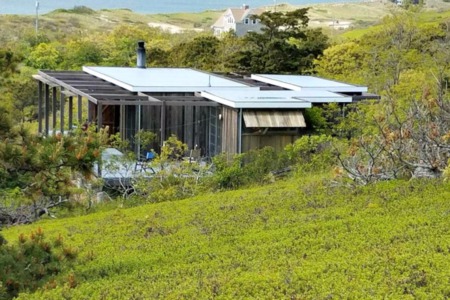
[33,70,218,107]
[243,110,306,128]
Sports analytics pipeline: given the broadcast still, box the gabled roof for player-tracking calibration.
[212,6,266,28]
[230,7,265,22]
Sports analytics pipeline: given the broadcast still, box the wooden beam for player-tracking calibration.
[98,100,162,106]
[38,71,98,105]
[32,74,59,88]
[61,90,77,97]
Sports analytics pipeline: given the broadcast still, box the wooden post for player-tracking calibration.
[68,96,73,130]
[37,81,43,133]
[160,100,166,146]
[87,101,93,122]
[120,102,125,140]
[52,86,57,131]
[77,95,82,125]
[97,103,103,132]
[44,84,49,136]
[238,108,243,154]
[60,88,65,134]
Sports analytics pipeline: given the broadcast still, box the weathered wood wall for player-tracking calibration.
[221,106,239,155]
[242,134,299,153]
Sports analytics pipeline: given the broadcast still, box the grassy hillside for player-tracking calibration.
[3,175,450,299]
[1,2,449,43]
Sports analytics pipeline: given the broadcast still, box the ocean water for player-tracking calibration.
[0,0,357,15]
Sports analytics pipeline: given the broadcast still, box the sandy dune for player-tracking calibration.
[148,22,203,33]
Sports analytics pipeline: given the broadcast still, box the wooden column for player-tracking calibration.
[97,103,103,132]
[60,88,65,134]
[77,95,82,125]
[88,101,94,122]
[44,84,50,136]
[120,102,125,140]
[160,100,166,146]
[52,86,57,131]
[68,96,73,130]
[37,81,43,133]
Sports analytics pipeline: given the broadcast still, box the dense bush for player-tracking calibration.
[211,147,289,189]
[0,228,76,299]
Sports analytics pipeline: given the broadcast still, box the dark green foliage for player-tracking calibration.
[52,6,95,15]
[212,147,289,189]
[284,134,336,172]
[0,48,19,78]
[0,126,108,224]
[0,228,76,299]
[170,35,220,70]
[234,8,328,74]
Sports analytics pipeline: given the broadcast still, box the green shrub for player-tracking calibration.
[0,228,77,299]
[211,147,289,189]
[285,134,337,172]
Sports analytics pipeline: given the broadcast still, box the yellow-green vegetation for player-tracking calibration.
[3,176,450,299]
[341,8,450,40]
[147,11,222,29]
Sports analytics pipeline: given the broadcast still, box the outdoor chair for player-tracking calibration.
[135,151,156,174]
[184,148,201,164]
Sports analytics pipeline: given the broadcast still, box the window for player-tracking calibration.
[252,19,257,25]
[244,18,249,24]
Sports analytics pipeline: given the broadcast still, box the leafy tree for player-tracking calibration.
[0,125,108,225]
[7,69,38,123]
[170,35,220,71]
[26,43,61,70]
[314,41,366,84]
[0,48,19,78]
[233,8,328,74]
[60,38,104,69]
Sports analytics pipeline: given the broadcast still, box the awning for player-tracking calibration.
[243,110,306,128]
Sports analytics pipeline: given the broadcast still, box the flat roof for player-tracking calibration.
[83,67,249,92]
[251,74,368,93]
[200,90,352,109]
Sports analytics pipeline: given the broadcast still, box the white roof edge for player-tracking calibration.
[201,91,237,108]
[251,74,302,91]
[251,74,368,93]
[201,91,313,109]
[83,66,136,92]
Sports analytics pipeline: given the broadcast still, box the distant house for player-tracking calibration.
[211,5,265,37]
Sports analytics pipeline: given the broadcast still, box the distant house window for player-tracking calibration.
[244,18,249,24]
[252,19,257,25]
[228,17,233,23]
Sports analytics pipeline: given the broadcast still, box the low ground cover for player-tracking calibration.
[3,175,450,299]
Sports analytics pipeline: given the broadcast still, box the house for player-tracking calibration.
[33,45,378,158]
[211,4,265,37]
